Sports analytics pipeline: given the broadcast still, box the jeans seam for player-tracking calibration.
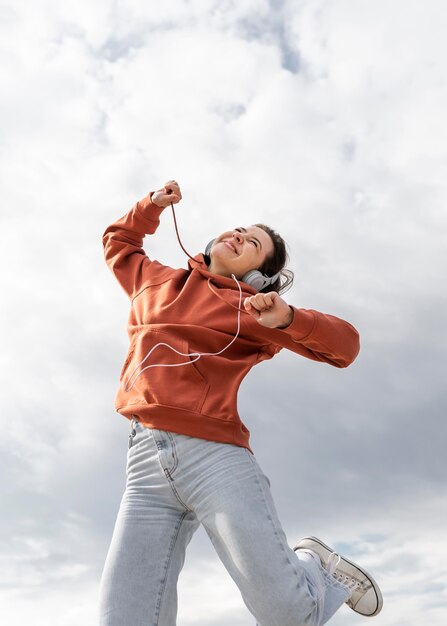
[166,431,179,475]
[166,478,192,512]
[154,510,188,625]
[149,431,192,511]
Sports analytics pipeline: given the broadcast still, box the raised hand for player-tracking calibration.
[151,180,182,208]
[244,292,294,329]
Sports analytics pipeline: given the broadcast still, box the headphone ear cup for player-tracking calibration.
[241,270,266,291]
[205,239,215,257]
[241,270,281,291]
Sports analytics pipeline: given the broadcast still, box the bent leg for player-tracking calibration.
[189,446,349,626]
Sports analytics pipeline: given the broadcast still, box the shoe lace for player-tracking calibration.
[326,552,367,592]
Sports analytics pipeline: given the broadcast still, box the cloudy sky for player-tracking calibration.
[1,0,447,624]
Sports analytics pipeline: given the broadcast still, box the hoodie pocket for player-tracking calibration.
[120,329,210,413]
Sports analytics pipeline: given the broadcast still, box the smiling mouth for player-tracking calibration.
[224,241,238,254]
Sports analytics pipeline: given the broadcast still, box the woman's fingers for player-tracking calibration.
[167,194,180,204]
[151,180,182,207]
[244,293,291,328]
[243,298,260,318]
[245,293,276,311]
[164,180,182,200]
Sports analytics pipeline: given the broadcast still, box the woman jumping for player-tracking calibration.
[98,180,383,626]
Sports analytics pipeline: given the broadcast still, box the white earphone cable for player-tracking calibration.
[123,274,243,392]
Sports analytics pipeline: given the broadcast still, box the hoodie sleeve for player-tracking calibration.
[102,192,167,299]
[255,306,360,368]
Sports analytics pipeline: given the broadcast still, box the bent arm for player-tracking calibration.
[256,306,360,368]
[102,192,164,298]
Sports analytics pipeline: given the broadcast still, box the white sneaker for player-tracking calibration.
[294,536,383,617]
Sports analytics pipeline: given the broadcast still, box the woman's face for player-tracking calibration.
[207,226,275,278]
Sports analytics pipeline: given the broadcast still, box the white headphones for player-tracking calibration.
[204,240,280,291]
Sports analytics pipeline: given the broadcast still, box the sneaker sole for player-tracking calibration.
[294,536,383,617]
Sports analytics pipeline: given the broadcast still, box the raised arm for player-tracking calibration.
[102,180,182,298]
[244,291,360,368]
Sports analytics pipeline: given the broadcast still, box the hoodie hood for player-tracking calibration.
[187,252,259,295]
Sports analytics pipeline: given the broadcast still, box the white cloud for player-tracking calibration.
[1,0,447,624]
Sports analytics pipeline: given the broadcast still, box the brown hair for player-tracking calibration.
[254,224,294,295]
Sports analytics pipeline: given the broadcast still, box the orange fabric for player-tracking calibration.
[102,193,360,450]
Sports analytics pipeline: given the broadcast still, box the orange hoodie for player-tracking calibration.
[102,192,360,451]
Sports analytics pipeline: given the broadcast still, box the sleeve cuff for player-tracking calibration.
[135,192,165,225]
[282,307,317,341]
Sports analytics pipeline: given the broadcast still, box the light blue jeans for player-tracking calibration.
[98,418,350,626]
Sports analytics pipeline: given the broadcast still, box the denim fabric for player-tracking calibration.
[98,419,350,626]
